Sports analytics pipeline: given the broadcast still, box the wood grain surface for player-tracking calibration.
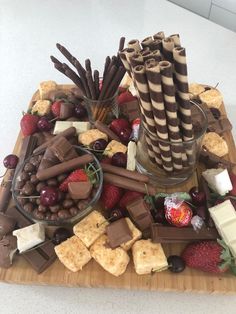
[0,85,236,294]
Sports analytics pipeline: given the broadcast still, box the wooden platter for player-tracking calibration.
[0,85,236,294]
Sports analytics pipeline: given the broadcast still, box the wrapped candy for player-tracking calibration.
[164,193,192,227]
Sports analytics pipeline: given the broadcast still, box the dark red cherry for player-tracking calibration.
[189,186,206,205]
[167,255,186,273]
[37,117,53,131]
[109,208,123,222]
[40,187,59,206]
[3,154,19,169]
[74,103,87,119]
[111,152,127,168]
[52,228,71,245]
[119,128,132,144]
[92,139,108,151]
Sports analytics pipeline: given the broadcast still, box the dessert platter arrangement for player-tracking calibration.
[0,31,236,293]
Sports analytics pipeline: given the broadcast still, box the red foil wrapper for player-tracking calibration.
[164,195,192,227]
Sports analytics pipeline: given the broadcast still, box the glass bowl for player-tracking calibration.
[12,146,103,226]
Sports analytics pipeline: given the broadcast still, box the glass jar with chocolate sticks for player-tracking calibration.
[50,38,126,123]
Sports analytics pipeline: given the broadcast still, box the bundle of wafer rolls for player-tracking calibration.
[119,32,194,172]
[50,38,126,122]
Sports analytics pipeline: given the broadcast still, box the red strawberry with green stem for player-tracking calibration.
[59,169,88,192]
[181,239,236,274]
[101,184,123,210]
[51,100,63,118]
[118,90,136,105]
[20,113,40,136]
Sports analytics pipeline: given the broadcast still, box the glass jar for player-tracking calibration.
[83,93,118,124]
[136,101,208,186]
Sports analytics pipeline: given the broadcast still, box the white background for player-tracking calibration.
[0,0,236,313]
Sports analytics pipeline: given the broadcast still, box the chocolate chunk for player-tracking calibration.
[151,224,218,243]
[106,218,132,249]
[0,213,16,237]
[38,147,60,171]
[59,103,74,119]
[50,136,78,162]
[0,235,17,268]
[5,207,56,273]
[126,198,153,231]
[207,117,232,134]
[200,147,235,169]
[0,169,15,213]
[68,181,92,200]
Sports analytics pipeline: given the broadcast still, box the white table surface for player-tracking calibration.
[0,0,236,313]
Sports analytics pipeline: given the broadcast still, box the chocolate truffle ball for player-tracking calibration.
[58,210,71,219]
[30,174,39,185]
[47,178,58,187]
[24,162,35,173]
[23,203,34,213]
[22,181,35,196]
[63,200,74,209]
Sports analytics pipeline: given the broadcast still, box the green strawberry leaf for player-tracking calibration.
[230,265,236,276]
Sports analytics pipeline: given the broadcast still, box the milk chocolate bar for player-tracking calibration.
[106,218,132,249]
[33,126,76,155]
[126,198,153,231]
[0,213,16,237]
[151,224,218,243]
[207,117,232,134]
[36,154,93,181]
[5,207,56,273]
[199,147,235,169]
[68,181,92,200]
[59,103,74,119]
[38,148,59,170]
[50,137,78,162]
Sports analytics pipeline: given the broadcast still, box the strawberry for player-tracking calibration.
[181,240,235,274]
[117,90,136,105]
[20,113,39,136]
[101,184,123,210]
[229,172,236,196]
[51,100,62,117]
[109,118,130,136]
[119,191,144,208]
[59,169,88,192]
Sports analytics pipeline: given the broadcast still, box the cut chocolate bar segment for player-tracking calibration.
[0,235,17,268]
[68,181,92,200]
[126,198,153,231]
[106,218,132,249]
[151,224,218,243]
[50,136,78,162]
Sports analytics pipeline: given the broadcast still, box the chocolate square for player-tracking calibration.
[106,218,132,249]
[59,103,74,119]
[50,137,78,162]
[126,198,149,220]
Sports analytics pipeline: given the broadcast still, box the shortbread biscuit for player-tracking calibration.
[202,132,228,157]
[120,218,142,251]
[189,83,205,99]
[31,100,51,116]
[78,129,108,146]
[132,239,168,275]
[73,210,109,247]
[55,236,91,272]
[90,235,130,276]
[199,89,223,109]
[39,80,58,100]
[104,140,127,158]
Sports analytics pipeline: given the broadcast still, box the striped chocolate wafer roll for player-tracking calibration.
[172,47,193,142]
[170,34,181,47]
[149,39,163,52]
[129,53,144,69]
[141,36,154,49]
[145,59,173,172]
[159,60,184,170]
[151,50,162,62]
[128,39,141,52]
[119,48,132,76]
[153,31,165,40]
[162,37,175,63]
[145,133,162,167]
[133,65,156,135]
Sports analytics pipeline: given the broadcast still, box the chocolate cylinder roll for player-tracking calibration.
[162,37,175,63]
[159,60,184,170]
[141,36,154,49]
[145,60,173,172]
[129,53,144,69]
[149,39,163,52]
[128,39,141,52]
[151,50,162,62]
[172,47,193,142]
[119,49,132,76]
[153,31,165,40]
[145,133,163,168]
[170,34,181,47]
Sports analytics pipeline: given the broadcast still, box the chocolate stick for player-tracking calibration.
[118,37,126,52]
[102,163,149,182]
[94,70,100,99]
[0,170,15,213]
[99,65,118,100]
[56,43,77,67]
[36,154,94,181]
[103,173,156,195]
[74,60,91,98]
[85,59,92,73]
[62,63,85,92]
[103,56,111,82]
[86,71,96,100]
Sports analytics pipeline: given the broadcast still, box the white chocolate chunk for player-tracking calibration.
[53,121,73,134]
[221,219,236,245]
[202,168,233,196]
[126,141,136,171]
[209,200,236,228]
[72,122,91,134]
[13,223,45,253]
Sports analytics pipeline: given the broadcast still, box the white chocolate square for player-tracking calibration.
[209,200,236,227]
[72,122,91,134]
[53,121,73,135]
[13,223,45,253]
